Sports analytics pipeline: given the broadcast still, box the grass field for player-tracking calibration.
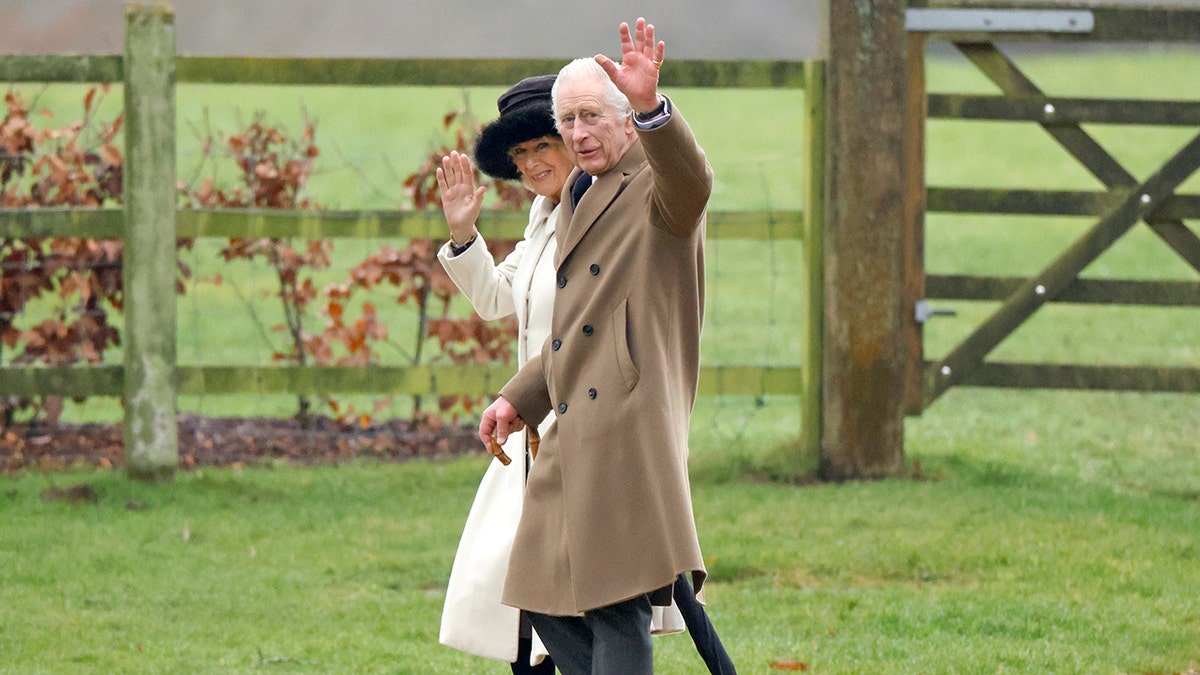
[2,44,1199,673]
[1,387,1198,673]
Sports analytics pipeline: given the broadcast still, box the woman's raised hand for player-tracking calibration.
[436,151,486,244]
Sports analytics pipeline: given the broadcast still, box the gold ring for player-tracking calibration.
[652,59,663,68]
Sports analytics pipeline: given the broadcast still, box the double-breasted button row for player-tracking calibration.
[551,322,593,352]
[558,389,598,414]
[552,262,603,414]
[558,264,599,289]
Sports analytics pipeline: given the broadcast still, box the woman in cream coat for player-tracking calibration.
[436,75,569,674]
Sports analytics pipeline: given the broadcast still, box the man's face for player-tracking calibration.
[554,78,636,177]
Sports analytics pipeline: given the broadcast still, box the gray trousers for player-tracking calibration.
[527,594,653,675]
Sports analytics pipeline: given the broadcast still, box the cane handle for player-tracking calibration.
[488,435,512,466]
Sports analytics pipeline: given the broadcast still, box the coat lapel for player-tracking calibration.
[555,141,647,268]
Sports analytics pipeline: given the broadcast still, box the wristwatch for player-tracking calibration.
[449,232,477,256]
[633,96,671,129]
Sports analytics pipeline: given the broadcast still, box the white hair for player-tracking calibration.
[551,57,633,128]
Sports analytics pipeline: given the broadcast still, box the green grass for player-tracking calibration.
[2,388,1198,673]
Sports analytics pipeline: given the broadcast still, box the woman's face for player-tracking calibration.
[508,136,573,202]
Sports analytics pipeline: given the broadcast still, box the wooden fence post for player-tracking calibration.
[123,3,178,481]
[903,30,928,415]
[821,0,908,480]
[799,60,826,472]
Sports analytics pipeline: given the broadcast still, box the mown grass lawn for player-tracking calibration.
[2,385,1199,673]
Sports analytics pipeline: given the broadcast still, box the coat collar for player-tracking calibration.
[555,139,647,268]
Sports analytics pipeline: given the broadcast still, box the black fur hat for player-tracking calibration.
[474,74,558,181]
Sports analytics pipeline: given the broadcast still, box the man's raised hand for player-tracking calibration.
[594,17,664,114]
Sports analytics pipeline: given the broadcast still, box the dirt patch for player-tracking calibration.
[0,414,485,474]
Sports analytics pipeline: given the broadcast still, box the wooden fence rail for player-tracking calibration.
[1,208,805,241]
[0,4,824,478]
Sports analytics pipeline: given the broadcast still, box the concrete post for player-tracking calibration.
[123,3,178,480]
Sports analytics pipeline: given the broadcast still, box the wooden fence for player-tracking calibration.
[903,4,1200,414]
[0,4,825,477]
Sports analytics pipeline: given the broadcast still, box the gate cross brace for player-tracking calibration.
[956,42,1200,273]
[923,129,1200,405]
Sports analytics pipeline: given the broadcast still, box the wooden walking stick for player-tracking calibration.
[488,423,541,465]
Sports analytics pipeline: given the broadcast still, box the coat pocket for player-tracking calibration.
[611,298,640,392]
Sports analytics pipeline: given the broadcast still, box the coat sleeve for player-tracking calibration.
[436,196,550,320]
[638,100,713,238]
[437,234,522,321]
[499,353,553,429]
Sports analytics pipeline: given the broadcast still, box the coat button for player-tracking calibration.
[557,275,567,289]
[557,402,568,414]
[551,338,562,351]
[582,324,593,336]
[588,388,597,399]
[590,264,600,275]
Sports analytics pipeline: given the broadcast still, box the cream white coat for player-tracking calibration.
[437,195,558,665]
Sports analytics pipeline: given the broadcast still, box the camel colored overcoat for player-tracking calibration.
[437,197,687,663]
[500,101,712,616]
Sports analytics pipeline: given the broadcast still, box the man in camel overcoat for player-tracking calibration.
[479,17,714,673]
